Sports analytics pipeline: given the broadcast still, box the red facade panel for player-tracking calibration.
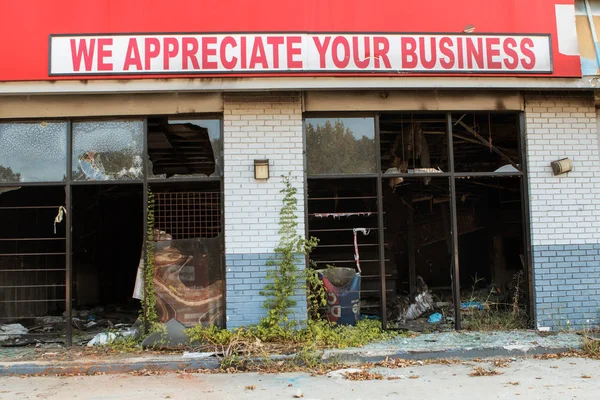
[0,0,582,81]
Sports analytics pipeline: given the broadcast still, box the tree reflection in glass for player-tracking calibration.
[305,118,376,175]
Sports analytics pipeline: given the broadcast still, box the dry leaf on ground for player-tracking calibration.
[344,370,384,381]
[469,367,503,377]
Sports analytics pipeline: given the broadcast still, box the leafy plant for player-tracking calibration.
[185,319,399,352]
[260,174,318,330]
[106,335,142,353]
[582,327,600,359]
[140,189,159,335]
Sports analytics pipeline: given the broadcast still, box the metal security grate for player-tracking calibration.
[0,187,67,324]
[154,192,222,239]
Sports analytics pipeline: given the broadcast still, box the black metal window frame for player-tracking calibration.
[0,114,224,345]
[303,111,531,330]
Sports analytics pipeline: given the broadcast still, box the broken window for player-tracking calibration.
[148,182,224,327]
[147,118,222,179]
[71,185,143,327]
[454,176,528,326]
[0,121,68,183]
[380,114,448,175]
[307,178,386,320]
[72,120,144,181]
[0,186,67,325]
[452,113,521,173]
[305,117,376,175]
[305,111,529,331]
[382,177,452,329]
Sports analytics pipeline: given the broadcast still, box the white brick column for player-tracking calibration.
[222,92,306,328]
[525,93,600,329]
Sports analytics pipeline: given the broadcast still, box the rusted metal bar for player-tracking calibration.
[0,238,65,241]
[0,284,66,288]
[308,196,377,200]
[448,113,462,330]
[0,206,63,210]
[0,299,66,303]
[309,227,382,232]
[376,114,388,329]
[0,253,66,256]
[0,269,66,272]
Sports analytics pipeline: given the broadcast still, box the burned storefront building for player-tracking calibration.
[1,0,600,345]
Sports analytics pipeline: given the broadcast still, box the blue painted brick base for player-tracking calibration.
[533,244,600,330]
[225,253,307,328]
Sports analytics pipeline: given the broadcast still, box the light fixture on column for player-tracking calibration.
[254,159,270,180]
[551,158,572,176]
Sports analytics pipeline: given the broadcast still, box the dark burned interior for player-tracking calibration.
[147,117,220,178]
[0,187,67,323]
[307,113,529,330]
[72,185,143,316]
[0,118,224,345]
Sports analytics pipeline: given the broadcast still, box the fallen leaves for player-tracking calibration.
[129,369,167,376]
[533,351,582,360]
[581,375,592,379]
[344,370,384,381]
[491,359,512,368]
[469,367,503,377]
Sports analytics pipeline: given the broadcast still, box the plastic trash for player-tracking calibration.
[427,312,443,323]
[87,332,116,347]
[360,314,381,320]
[0,324,28,342]
[318,267,361,326]
[461,301,484,310]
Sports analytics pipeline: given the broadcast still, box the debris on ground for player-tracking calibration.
[469,366,503,377]
[344,370,384,381]
[87,332,117,347]
[0,324,28,342]
[87,326,140,347]
[428,313,443,324]
[293,389,304,398]
[141,319,189,349]
[387,276,434,325]
[326,368,363,379]
[461,301,485,311]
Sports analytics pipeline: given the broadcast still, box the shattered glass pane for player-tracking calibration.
[148,119,222,179]
[0,121,68,183]
[72,120,144,181]
[153,236,224,327]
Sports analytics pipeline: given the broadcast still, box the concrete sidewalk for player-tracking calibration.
[0,330,584,376]
[2,357,599,400]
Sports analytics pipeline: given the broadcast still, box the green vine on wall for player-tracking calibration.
[141,189,158,334]
[260,175,320,330]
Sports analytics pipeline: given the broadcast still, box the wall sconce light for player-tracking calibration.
[254,159,270,180]
[551,158,573,176]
